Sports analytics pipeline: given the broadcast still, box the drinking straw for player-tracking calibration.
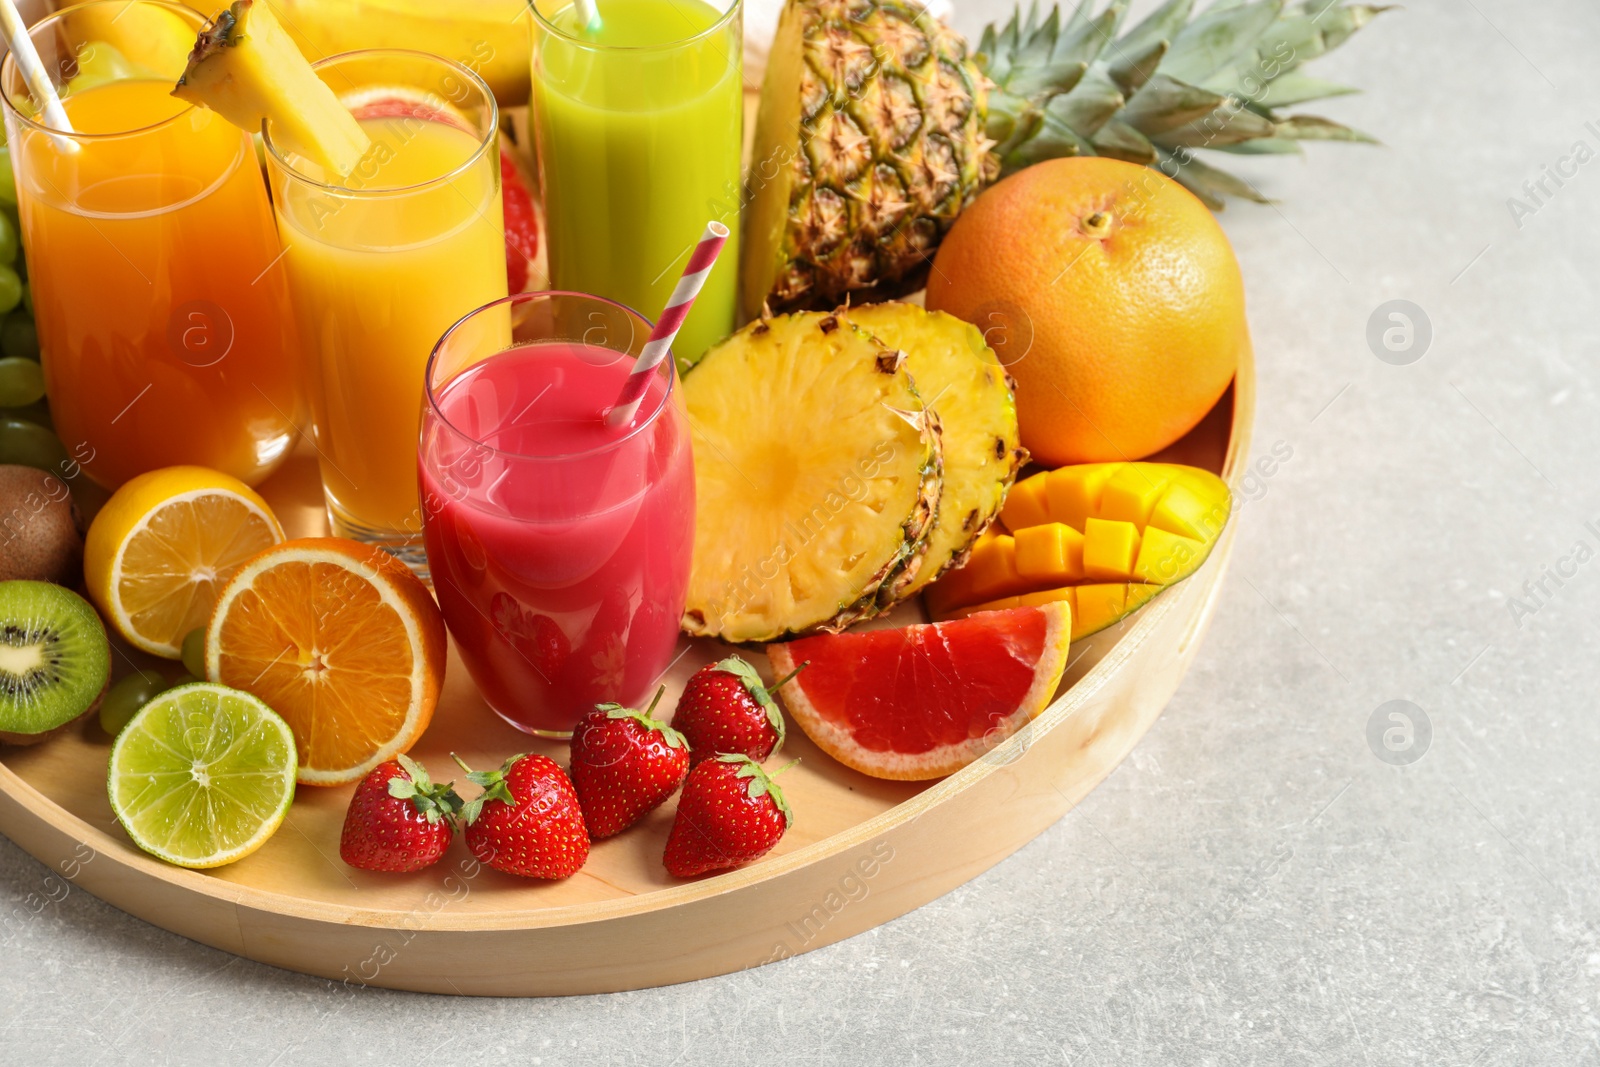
[605,220,730,427]
[574,0,602,33]
[0,0,78,152]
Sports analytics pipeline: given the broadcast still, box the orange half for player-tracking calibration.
[205,537,447,785]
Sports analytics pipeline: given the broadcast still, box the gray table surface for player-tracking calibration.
[4,1,1593,1063]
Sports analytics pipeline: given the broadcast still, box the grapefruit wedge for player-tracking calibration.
[767,604,1072,781]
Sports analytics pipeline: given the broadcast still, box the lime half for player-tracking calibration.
[108,683,297,869]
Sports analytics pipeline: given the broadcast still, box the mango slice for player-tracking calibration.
[927,462,1231,640]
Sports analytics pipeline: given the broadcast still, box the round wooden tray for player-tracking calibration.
[0,342,1253,996]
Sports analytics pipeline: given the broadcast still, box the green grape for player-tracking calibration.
[0,266,21,316]
[0,417,66,472]
[0,357,43,407]
[2,314,37,361]
[0,147,15,208]
[99,670,167,736]
[0,213,16,268]
[180,627,207,679]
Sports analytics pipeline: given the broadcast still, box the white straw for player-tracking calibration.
[574,0,602,33]
[0,0,77,153]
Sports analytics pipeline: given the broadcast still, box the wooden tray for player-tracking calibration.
[0,342,1253,996]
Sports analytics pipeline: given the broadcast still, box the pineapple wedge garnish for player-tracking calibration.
[173,0,369,177]
[683,310,942,643]
[842,303,1027,598]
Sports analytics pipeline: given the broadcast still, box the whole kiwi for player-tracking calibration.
[0,464,83,586]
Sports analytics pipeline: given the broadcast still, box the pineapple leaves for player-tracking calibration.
[1246,71,1358,109]
[977,0,1387,204]
[1161,0,1284,85]
[1091,120,1157,164]
[1120,75,1232,136]
[1157,147,1270,206]
[1271,114,1379,143]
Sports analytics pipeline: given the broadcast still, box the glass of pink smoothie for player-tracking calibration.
[419,291,695,737]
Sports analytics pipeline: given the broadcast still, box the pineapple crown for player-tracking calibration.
[976,0,1390,206]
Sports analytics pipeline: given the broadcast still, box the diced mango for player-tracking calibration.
[1073,583,1127,628]
[1014,523,1085,584]
[999,473,1049,532]
[1044,463,1120,530]
[925,461,1232,642]
[1082,517,1140,580]
[1148,480,1227,542]
[1100,464,1169,526]
[1132,526,1206,585]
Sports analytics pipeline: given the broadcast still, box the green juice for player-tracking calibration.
[532,0,742,367]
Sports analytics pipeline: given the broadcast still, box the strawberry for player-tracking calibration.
[664,755,793,878]
[673,657,806,765]
[339,754,462,873]
[569,688,689,839]
[455,753,589,879]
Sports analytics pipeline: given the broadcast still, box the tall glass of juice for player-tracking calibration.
[265,50,507,570]
[531,0,741,369]
[1,0,301,488]
[419,291,695,737]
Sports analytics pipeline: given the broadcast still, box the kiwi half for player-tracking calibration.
[0,580,111,745]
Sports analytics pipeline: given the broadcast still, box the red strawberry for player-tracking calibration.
[339,754,462,873]
[673,657,806,765]
[455,753,589,879]
[664,755,793,878]
[500,147,539,293]
[569,688,689,839]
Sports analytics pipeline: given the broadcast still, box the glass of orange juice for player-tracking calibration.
[0,0,302,489]
[264,49,507,569]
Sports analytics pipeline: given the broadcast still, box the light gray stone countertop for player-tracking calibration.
[2,1,1594,1063]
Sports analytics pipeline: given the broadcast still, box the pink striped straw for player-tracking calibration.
[605,220,730,427]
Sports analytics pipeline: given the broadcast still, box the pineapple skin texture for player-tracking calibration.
[682,311,942,644]
[840,302,1026,597]
[750,0,997,317]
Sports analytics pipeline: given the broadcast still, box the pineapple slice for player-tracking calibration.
[173,0,369,177]
[683,311,942,643]
[841,303,1026,599]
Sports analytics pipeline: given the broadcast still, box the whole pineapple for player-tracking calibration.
[742,0,1387,319]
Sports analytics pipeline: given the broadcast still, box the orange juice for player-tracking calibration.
[9,78,300,488]
[266,52,505,560]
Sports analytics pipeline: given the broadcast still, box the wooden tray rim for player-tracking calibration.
[0,341,1255,935]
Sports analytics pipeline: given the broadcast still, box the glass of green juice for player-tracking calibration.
[531,0,742,368]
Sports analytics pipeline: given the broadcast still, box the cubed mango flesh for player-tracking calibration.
[1014,523,1085,584]
[926,461,1232,642]
[999,473,1049,532]
[1132,526,1206,585]
[1082,517,1140,581]
[1044,463,1119,531]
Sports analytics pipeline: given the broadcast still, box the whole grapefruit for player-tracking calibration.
[926,158,1245,465]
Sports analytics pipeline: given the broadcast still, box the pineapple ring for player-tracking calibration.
[682,311,941,643]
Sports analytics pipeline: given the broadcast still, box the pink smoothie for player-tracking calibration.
[419,341,694,735]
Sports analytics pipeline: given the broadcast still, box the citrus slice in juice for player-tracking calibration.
[84,466,285,658]
[107,682,297,869]
[206,538,447,785]
[767,604,1072,781]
